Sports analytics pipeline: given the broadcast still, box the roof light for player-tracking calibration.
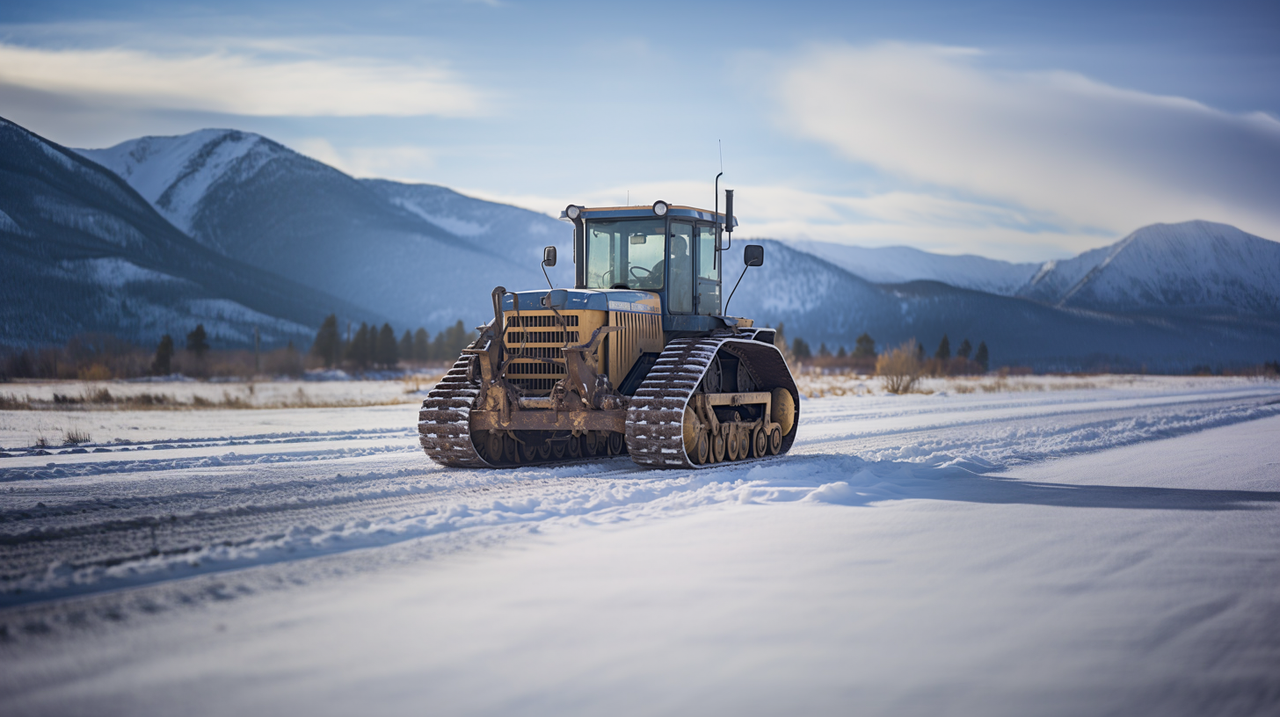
[565,204,581,220]
[652,200,669,217]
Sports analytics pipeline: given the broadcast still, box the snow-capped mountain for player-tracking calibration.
[729,241,1280,371]
[1016,221,1280,315]
[54,122,1280,370]
[78,131,573,332]
[0,117,381,349]
[790,241,1042,295]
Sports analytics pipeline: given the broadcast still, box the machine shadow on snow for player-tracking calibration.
[788,454,1280,512]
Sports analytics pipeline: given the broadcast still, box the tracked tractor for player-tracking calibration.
[418,192,798,469]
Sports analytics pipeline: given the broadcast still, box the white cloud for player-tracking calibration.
[779,43,1280,243]
[0,42,483,117]
[455,180,1099,261]
[292,138,436,181]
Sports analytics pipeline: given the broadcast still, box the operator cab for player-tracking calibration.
[561,201,736,332]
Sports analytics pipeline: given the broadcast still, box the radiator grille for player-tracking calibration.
[506,362,566,375]
[500,310,592,396]
[505,346,564,360]
[506,314,579,328]
[506,330,579,345]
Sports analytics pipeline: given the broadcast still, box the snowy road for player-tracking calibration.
[2,376,1279,715]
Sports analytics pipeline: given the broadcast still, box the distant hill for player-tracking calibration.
[1015,221,1280,316]
[728,240,1280,372]
[792,221,1280,320]
[44,121,1280,371]
[791,241,1041,295]
[0,117,382,350]
[78,131,572,332]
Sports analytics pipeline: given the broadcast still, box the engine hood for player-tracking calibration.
[500,288,661,315]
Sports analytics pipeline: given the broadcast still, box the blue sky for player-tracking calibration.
[2,0,1278,261]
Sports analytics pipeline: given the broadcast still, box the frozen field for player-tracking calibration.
[1,375,1279,716]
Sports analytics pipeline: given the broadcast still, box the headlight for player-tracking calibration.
[652,200,669,217]
[565,204,581,219]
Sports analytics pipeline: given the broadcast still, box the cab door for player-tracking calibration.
[667,221,694,314]
[694,223,721,315]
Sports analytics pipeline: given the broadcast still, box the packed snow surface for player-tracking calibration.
[1,375,1278,716]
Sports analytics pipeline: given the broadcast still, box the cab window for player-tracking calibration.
[585,218,665,290]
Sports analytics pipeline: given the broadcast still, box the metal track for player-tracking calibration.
[626,335,800,469]
[417,354,491,468]
[420,334,799,470]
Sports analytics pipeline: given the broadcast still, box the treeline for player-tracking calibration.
[780,324,990,375]
[1,327,305,380]
[310,315,477,370]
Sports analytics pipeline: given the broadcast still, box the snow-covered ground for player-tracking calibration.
[2,376,1279,715]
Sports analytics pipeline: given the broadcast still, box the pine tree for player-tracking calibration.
[413,328,429,362]
[366,324,379,365]
[376,323,398,368]
[916,341,925,362]
[346,322,370,367]
[818,342,831,358]
[935,335,951,361]
[311,314,341,368]
[186,324,209,359]
[853,332,876,358]
[975,341,989,372]
[399,330,413,363]
[792,337,812,359]
[151,335,174,375]
[957,338,972,360]
[836,346,847,359]
[430,330,446,362]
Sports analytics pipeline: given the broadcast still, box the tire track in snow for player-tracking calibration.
[2,386,1279,609]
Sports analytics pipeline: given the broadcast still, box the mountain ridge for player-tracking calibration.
[0,117,384,349]
[23,121,1275,370]
[77,130,574,332]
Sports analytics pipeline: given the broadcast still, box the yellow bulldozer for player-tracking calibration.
[418,191,798,469]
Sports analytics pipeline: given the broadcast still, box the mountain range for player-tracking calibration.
[0,118,382,349]
[3,116,1278,370]
[78,130,572,333]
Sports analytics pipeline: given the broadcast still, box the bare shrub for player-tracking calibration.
[876,340,924,394]
[63,428,91,445]
[77,364,113,381]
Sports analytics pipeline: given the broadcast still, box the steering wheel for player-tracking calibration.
[629,265,652,280]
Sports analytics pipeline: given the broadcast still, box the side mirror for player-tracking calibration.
[744,244,764,267]
[542,246,557,267]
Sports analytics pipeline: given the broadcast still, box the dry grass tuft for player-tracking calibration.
[876,340,924,395]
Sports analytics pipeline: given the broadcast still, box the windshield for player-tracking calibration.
[585,218,666,290]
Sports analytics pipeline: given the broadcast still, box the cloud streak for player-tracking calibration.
[458,180,1102,261]
[0,42,483,117]
[779,43,1280,242]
